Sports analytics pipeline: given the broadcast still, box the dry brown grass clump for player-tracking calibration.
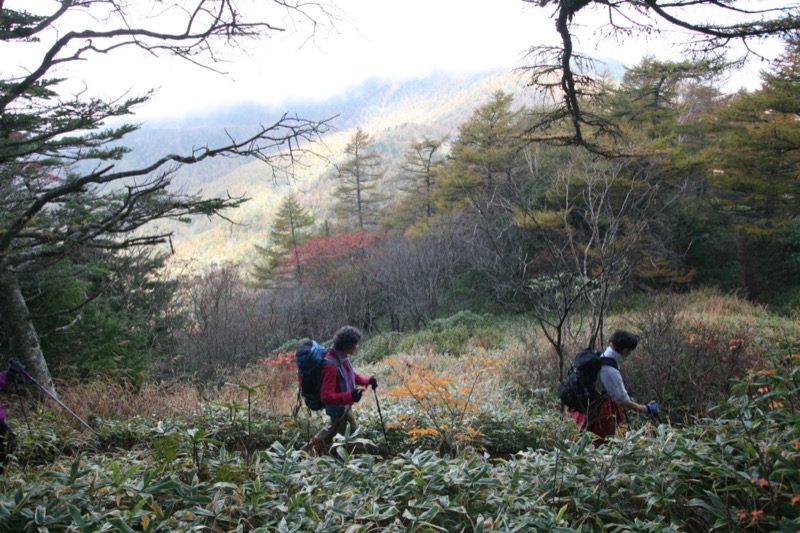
[211,361,298,415]
[47,360,300,422]
[55,379,203,421]
[678,288,763,323]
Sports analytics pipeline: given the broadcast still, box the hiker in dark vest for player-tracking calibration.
[0,358,25,470]
[569,329,659,445]
[300,326,377,454]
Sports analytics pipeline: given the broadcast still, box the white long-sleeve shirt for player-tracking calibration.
[595,347,632,404]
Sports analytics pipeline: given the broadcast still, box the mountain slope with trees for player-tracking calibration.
[2,4,799,530]
[4,0,799,396]
[154,69,542,266]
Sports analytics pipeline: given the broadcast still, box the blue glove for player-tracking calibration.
[645,402,659,416]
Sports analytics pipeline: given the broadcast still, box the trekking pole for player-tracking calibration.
[373,387,388,446]
[18,370,99,436]
[292,386,302,419]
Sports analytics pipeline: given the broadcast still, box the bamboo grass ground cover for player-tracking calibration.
[0,357,797,532]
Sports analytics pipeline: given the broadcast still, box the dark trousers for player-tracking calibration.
[300,408,358,454]
[0,419,15,472]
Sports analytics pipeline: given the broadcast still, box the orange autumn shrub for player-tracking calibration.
[384,353,502,454]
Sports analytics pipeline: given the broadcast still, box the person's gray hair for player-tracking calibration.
[332,326,362,352]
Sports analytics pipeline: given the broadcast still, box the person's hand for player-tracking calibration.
[645,402,659,416]
[4,358,25,380]
[352,388,363,403]
[368,376,378,390]
[9,358,25,374]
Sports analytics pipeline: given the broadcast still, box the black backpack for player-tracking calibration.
[558,348,619,414]
[294,340,342,411]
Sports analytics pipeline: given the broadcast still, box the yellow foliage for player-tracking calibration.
[408,427,440,441]
[384,353,501,454]
[513,208,568,230]
[635,257,695,285]
[454,427,484,441]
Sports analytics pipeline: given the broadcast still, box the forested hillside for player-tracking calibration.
[124,69,542,266]
[3,0,799,530]
[8,45,800,382]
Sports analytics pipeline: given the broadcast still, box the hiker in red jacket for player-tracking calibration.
[570,330,659,445]
[301,326,377,454]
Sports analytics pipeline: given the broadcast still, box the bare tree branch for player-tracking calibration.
[521,0,800,152]
[0,0,341,391]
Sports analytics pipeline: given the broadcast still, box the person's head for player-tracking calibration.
[332,325,362,355]
[609,329,639,356]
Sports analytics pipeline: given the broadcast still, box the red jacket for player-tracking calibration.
[569,392,625,446]
[319,349,370,409]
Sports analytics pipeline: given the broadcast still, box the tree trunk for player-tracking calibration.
[735,230,760,302]
[0,270,57,395]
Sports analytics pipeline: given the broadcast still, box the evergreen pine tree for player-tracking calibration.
[711,36,800,300]
[332,128,388,229]
[252,194,315,287]
[389,136,446,232]
[434,91,525,216]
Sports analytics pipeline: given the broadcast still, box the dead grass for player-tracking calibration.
[678,288,761,323]
[212,362,298,415]
[55,379,203,421]
[46,361,299,422]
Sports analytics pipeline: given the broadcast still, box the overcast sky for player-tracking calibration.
[76,0,697,118]
[128,0,561,118]
[10,0,785,119]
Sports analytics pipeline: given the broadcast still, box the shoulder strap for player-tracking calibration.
[323,353,346,380]
[599,357,619,370]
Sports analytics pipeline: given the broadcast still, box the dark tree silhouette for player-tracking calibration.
[522,0,800,153]
[0,0,338,392]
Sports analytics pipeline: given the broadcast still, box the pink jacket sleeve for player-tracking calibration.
[354,372,370,388]
[319,364,371,406]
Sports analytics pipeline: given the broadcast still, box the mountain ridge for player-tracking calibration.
[127,68,554,268]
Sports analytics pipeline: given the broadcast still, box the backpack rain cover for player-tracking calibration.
[294,340,330,411]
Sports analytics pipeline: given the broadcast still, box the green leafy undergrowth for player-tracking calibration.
[1,354,797,532]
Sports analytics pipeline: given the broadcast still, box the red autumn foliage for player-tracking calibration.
[273,230,385,286]
[259,351,295,370]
